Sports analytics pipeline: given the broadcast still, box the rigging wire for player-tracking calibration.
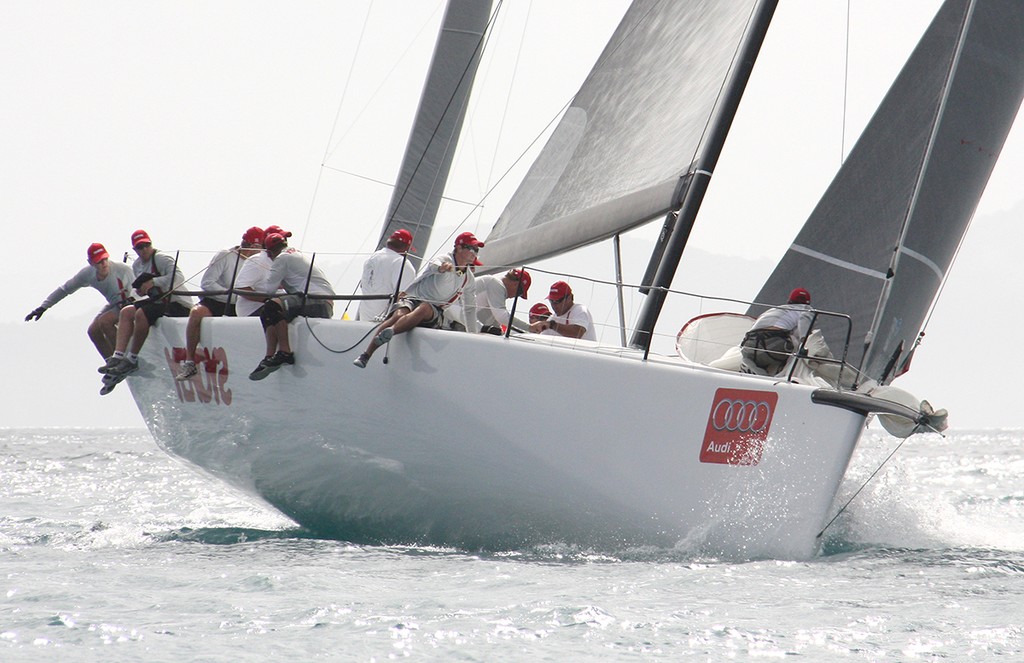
[841,0,850,163]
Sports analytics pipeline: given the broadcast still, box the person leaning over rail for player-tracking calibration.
[474,268,531,334]
[248,232,336,381]
[740,287,815,376]
[232,224,288,321]
[25,242,134,359]
[529,280,596,341]
[176,226,265,381]
[356,228,416,322]
[98,229,194,394]
[352,231,483,369]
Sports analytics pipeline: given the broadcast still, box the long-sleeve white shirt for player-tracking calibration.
[200,247,248,304]
[132,250,194,308]
[405,251,476,330]
[357,247,416,321]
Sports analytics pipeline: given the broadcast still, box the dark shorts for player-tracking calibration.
[135,300,191,326]
[741,329,794,374]
[198,297,235,317]
[280,294,333,322]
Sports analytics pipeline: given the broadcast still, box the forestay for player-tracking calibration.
[750,0,1024,384]
[482,0,760,269]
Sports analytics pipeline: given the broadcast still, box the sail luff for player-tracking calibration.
[862,0,974,380]
[376,0,494,265]
[630,0,778,351]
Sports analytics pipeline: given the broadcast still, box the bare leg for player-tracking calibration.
[113,305,136,354]
[88,310,119,359]
[129,308,151,355]
[275,319,291,354]
[184,305,212,362]
[362,304,432,360]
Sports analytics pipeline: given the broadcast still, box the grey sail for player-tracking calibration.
[482,0,760,270]
[748,0,1024,384]
[377,0,493,261]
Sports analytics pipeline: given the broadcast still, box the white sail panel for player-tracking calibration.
[483,0,759,269]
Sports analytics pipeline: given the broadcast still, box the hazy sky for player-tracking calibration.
[3,0,1021,429]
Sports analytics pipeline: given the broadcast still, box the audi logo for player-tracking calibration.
[711,399,772,433]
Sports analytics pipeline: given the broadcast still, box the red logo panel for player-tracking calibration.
[699,388,778,465]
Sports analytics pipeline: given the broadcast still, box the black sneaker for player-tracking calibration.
[266,351,295,366]
[249,357,275,381]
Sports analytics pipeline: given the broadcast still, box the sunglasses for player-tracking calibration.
[460,245,479,254]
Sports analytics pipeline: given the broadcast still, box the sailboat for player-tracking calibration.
[124,0,1024,559]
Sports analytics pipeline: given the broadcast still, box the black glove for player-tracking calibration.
[132,273,156,290]
[25,307,46,321]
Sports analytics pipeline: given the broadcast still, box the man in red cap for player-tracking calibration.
[175,226,266,381]
[248,231,336,380]
[353,231,483,368]
[528,302,552,326]
[529,280,596,341]
[740,287,815,375]
[473,268,532,334]
[231,224,290,320]
[25,242,135,359]
[99,230,194,394]
[356,228,417,322]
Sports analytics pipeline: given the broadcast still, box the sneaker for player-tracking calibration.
[175,360,198,381]
[249,357,275,381]
[266,351,295,367]
[352,353,369,369]
[98,355,122,374]
[108,357,138,377]
[373,328,394,347]
[99,373,118,395]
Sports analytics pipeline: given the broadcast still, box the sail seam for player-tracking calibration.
[898,245,944,282]
[790,244,887,280]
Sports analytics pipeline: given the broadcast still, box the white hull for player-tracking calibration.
[126,317,867,559]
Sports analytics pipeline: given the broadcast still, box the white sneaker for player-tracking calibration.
[352,354,369,369]
[175,360,197,381]
[374,328,394,347]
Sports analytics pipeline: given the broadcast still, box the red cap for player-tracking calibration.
[131,229,152,247]
[547,280,572,301]
[507,269,531,298]
[529,302,552,318]
[264,233,288,251]
[454,231,484,249]
[87,242,109,264]
[389,229,413,245]
[264,225,292,238]
[241,226,265,247]
[788,287,811,304]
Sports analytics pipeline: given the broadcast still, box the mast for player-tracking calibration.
[629,0,777,352]
[376,0,493,267]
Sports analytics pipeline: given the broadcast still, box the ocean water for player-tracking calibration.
[1,428,1022,661]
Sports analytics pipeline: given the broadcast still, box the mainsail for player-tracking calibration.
[482,0,762,270]
[750,0,1024,384]
[376,0,493,262]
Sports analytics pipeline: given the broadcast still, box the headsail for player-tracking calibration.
[376,0,493,263]
[749,0,1024,384]
[482,0,761,270]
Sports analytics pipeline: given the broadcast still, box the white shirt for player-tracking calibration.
[41,262,135,313]
[266,248,335,297]
[551,302,597,341]
[201,247,248,304]
[474,275,510,328]
[357,247,416,321]
[233,252,275,317]
[405,251,477,331]
[750,303,814,344]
